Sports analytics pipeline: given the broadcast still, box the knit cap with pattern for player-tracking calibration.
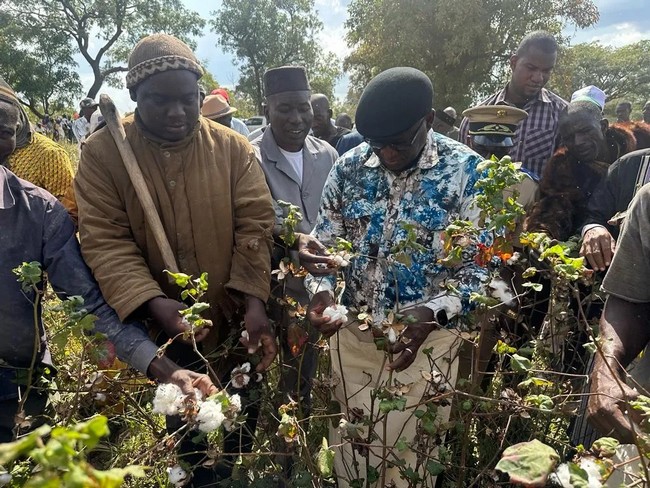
[126,33,203,89]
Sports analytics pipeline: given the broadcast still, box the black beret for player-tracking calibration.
[264,66,310,97]
[355,67,433,139]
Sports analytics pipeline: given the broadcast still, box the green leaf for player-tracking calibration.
[367,466,379,484]
[511,354,532,373]
[522,282,543,292]
[591,437,620,458]
[316,437,335,478]
[0,425,51,464]
[495,439,560,486]
[164,270,192,288]
[567,462,590,488]
[426,461,445,476]
[378,396,407,414]
[395,437,408,452]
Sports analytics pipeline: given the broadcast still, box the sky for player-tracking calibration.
[84,0,649,114]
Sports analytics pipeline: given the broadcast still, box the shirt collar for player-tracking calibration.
[0,166,16,209]
[363,129,440,170]
[497,84,552,106]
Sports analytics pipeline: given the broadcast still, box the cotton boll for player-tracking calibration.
[152,383,185,416]
[196,401,225,433]
[167,465,188,486]
[506,252,521,265]
[489,278,515,306]
[551,463,571,487]
[387,327,397,344]
[323,305,348,324]
[229,394,242,412]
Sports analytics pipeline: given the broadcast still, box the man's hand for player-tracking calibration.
[387,307,437,372]
[587,363,642,443]
[148,356,218,399]
[307,290,343,337]
[241,296,277,372]
[148,297,210,345]
[297,233,336,275]
[580,226,616,272]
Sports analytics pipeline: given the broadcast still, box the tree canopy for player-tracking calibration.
[0,14,82,118]
[211,0,341,113]
[550,40,650,106]
[0,0,204,107]
[344,0,599,111]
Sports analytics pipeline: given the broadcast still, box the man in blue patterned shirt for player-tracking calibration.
[305,67,488,487]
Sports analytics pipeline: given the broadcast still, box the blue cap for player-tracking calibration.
[571,86,606,111]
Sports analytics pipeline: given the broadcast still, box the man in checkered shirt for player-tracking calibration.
[459,31,568,179]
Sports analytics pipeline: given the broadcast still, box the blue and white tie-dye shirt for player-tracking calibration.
[306,130,489,327]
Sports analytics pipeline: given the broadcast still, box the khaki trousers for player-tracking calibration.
[329,326,462,488]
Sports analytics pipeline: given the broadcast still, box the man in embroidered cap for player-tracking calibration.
[74,33,276,485]
[0,86,217,443]
[304,67,488,487]
[526,85,611,241]
[251,67,337,444]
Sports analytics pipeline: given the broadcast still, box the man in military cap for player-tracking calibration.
[305,67,488,487]
[74,33,276,485]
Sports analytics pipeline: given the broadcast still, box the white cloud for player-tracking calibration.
[318,25,351,60]
[572,21,650,47]
[315,0,347,15]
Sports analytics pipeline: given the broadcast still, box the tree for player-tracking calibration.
[344,0,599,110]
[0,13,82,118]
[0,0,205,99]
[549,41,650,105]
[211,0,341,113]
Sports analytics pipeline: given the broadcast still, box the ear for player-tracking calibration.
[509,54,518,71]
[425,109,435,130]
[263,103,269,121]
[328,108,333,119]
[129,88,137,102]
[600,118,609,134]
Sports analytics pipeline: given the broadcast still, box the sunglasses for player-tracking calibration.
[364,118,426,152]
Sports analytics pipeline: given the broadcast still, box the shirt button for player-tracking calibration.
[163,151,171,158]
[169,180,176,188]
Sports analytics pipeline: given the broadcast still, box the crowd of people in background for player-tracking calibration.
[3,27,650,488]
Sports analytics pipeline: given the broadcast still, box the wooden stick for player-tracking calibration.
[99,94,179,274]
